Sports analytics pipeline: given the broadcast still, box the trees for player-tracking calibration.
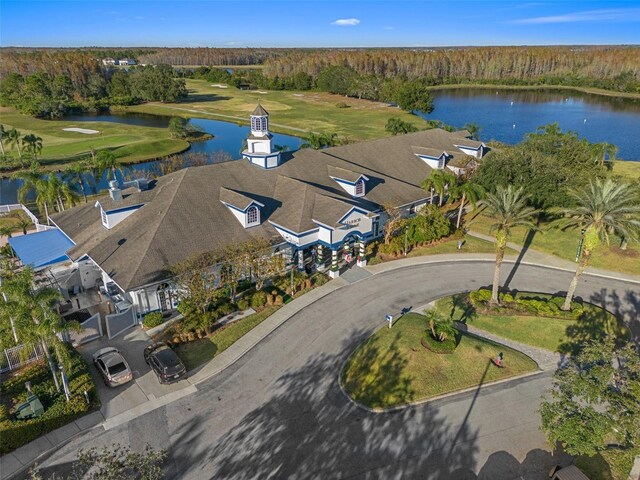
[96,150,125,181]
[394,81,434,114]
[592,142,618,170]
[64,162,90,203]
[0,124,7,155]
[422,169,455,207]
[450,178,485,230]
[168,116,188,139]
[385,117,418,136]
[6,128,23,165]
[0,226,13,241]
[22,134,43,161]
[553,178,640,311]
[426,310,457,342]
[463,122,481,140]
[0,268,80,391]
[300,132,338,150]
[16,219,31,235]
[316,65,356,95]
[483,185,540,304]
[540,338,640,457]
[382,203,403,245]
[172,250,224,317]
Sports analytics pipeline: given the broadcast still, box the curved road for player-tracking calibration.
[36,261,639,480]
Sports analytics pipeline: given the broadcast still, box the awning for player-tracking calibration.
[8,229,74,269]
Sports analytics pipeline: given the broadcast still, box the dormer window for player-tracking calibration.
[247,206,259,226]
[355,178,365,196]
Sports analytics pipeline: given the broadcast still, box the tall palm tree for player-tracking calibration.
[64,161,90,203]
[22,134,43,161]
[554,178,640,311]
[0,268,81,391]
[483,185,540,305]
[6,128,23,166]
[450,178,485,230]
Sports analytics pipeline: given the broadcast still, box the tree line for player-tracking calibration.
[0,65,187,118]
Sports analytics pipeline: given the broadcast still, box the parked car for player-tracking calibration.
[92,347,133,387]
[144,342,187,384]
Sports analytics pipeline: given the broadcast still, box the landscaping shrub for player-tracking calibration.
[421,331,457,354]
[142,311,165,329]
[468,289,492,307]
[214,301,235,318]
[310,272,328,287]
[0,345,99,454]
[335,101,349,108]
[237,298,249,310]
[250,290,267,309]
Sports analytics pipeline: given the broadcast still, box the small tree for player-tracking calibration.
[246,239,286,291]
[450,178,485,230]
[172,250,223,316]
[382,203,403,245]
[425,310,456,342]
[168,116,188,139]
[540,338,640,457]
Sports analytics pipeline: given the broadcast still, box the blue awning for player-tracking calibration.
[8,229,74,269]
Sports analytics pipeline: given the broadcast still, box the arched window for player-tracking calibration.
[355,179,365,196]
[246,206,259,225]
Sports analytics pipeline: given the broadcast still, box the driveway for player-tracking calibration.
[78,326,189,419]
[31,261,640,479]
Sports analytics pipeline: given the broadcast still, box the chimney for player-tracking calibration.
[108,180,122,201]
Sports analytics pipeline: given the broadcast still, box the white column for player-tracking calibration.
[297,249,305,271]
[357,239,367,267]
[316,244,324,268]
[329,249,340,278]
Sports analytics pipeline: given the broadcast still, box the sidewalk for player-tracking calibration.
[3,246,638,479]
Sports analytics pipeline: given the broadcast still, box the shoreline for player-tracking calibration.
[424,83,640,100]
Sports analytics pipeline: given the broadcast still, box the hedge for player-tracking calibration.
[142,311,165,328]
[0,345,99,454]
[468,289,585,320]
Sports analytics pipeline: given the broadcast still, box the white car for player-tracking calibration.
[92,347,133,387]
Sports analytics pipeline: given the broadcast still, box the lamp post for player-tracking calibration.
[404,225,409,256]
[575,228,586,262]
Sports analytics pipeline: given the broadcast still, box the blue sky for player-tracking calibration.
[1,1,639,47]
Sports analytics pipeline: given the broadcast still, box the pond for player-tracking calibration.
[420,88,640,160]
[0,115,303,205]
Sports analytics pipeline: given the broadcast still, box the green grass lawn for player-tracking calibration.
[341,312,538,410]
[0,107,189,170]
[434,294,627,354]
[174,306,280,371]
[127,79,430,140]
[466,209,640,275]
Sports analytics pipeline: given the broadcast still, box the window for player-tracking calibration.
[101,208,108,227]
[247,206,259,225]
[355,179,365,196]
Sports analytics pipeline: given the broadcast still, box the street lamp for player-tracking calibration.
[404,225,409,256]
[575,228,586,262]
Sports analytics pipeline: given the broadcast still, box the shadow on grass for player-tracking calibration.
[342,333,415,409]
[558,306,629,356]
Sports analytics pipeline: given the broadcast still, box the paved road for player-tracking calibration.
[32,261,639,480]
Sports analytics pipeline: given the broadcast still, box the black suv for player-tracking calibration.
[144,342,187,384]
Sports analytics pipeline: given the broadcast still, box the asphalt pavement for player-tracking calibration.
[23,259,639,480]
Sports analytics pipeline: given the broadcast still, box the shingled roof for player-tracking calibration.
[51,128,483,291]
[251,104,269,116]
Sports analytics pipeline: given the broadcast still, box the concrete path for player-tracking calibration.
[16,258,638,480]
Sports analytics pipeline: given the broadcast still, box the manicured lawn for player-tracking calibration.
[610,159,640,180]
[0,107,189,170]
[407,234,517,257]
[127,79,430,140]
[174,306,280,371]
[466,209,640,275]
[341,312,538,410]
[434,294,626,354]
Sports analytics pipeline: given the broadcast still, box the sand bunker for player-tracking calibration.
[63,127,99,134]
[255,91,268,94]
[210,84,228,88]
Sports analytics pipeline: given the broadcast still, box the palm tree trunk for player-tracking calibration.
[438,189,444,207]
[430,188,434,205]
[491,238,506,305]
[456,193,466,230]
[0,139,5,155]
[562,250,590,311]
[621,238,628,250]
[41,339,61,392]
[79,179,87,203]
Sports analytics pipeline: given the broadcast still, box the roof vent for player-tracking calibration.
[109,180,122,201]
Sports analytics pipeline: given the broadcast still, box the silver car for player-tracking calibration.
[92,347,133,387]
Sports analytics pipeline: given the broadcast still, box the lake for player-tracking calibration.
[2,88,639,205]
[0,116,303,204]
[421,88,640,160]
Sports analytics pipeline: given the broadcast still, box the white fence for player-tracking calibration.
[106,306,137,339]
[0,343,46,374]
[0,203,41,227]
[70,312,103,345]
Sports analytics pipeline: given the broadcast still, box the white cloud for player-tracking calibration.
[512,8,640,24]
[331,18,360,27]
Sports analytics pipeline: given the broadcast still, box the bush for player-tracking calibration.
[335,101,349,108]
[250,291,267,309]
[0,345,98,454]
[237,298,249,310]
[310,272,328,287]
[468,289,492,307]
[142,312,165,328]
[421,331,457,354]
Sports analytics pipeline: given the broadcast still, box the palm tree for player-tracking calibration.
[96,150,125,181]
[422,169,455,207]
[22,134,43,161]
[425,310,457,342]
[300,133,325,150]
[0,225,13,240]
[6,128,23,166]
[44,174,78,212]
[463,122,481,140]
[0,268,81,391]
[450,178,485,230]
[554,178,640,311]
[483,185,540,305]
[592,142,618,170]
[16,218,31,235]
[64,162,90,203]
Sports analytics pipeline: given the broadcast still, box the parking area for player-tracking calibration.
[77,325,190,419]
